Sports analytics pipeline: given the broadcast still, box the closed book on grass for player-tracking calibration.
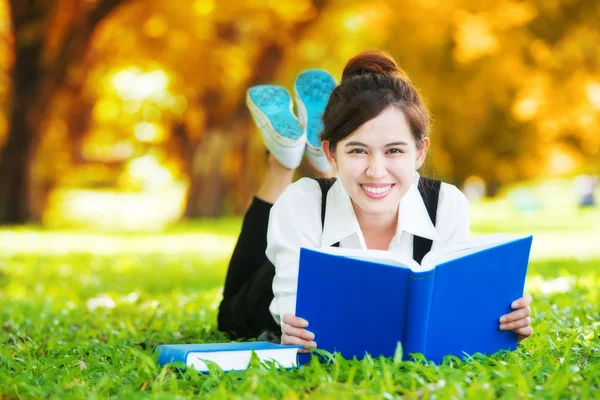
[295,234,533,364]
[154,342,302,373]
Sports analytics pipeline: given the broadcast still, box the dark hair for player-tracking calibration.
[321,50,430,151]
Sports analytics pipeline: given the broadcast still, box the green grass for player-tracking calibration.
[1,203,600,398]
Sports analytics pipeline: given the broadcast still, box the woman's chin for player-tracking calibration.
[355,195,400,216]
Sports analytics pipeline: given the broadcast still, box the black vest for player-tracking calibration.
[315,177,441,264]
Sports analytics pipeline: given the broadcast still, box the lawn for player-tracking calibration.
[1,202,599,399]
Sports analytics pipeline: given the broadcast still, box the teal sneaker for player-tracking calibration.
[294,69,336,173]
[246,85,305,169]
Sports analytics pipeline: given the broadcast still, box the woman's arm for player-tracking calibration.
[265,178,323,346]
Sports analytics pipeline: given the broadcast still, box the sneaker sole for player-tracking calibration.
[247,86,304,145]
[294,70,337,148]
[246,86,306,169]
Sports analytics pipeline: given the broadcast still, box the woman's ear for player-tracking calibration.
[416,137,430,169]
[322,140,336,165]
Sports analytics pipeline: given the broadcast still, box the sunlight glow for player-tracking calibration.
[123,154,174,191]
[43,183,186,231]
[134,122,165,143]
[0,229,235,259]
[547,148,576,175]
[344,14,367,32]
[586,82,600,109]
[112,68,169,102]
[453,12,498,63]
[87,295,116,311]
[526,276,576,294]
[513,97,539,121]
[193,0,215,16]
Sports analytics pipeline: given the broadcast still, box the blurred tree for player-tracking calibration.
[0,0,130,223]
[7,0,599,225]
[292,0,599,194]
[77,0,328,217]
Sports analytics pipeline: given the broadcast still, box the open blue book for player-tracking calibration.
[154,342,302,373]
[295,234,533,364]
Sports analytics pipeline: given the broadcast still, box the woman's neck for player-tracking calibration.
[353,205,398,250]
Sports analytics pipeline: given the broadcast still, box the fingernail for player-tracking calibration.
[300,318,309,327]
[499,317,506,323]
[511,302,517,308]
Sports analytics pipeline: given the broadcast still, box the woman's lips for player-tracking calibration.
[360,184,395,199]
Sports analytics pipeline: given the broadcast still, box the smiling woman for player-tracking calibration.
[217,50,534,350]
[323,107,428,239]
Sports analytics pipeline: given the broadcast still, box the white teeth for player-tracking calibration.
[361,185,392,194]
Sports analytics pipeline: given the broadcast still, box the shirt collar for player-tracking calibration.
[395,172,441,242]
[321,172,440,248]
[321,179,361,247]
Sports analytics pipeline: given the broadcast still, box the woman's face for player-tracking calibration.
[325,106,428,220]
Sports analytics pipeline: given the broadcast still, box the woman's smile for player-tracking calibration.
[360,183,396,199]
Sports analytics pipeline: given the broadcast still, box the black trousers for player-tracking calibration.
[217,197,281,339]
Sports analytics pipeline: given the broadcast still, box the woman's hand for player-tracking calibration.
[281,313,317,352]
[499,294,533,341]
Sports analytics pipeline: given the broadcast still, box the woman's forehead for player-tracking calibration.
[344,107,414,145]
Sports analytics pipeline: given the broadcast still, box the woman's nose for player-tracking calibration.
[366,155,386,178]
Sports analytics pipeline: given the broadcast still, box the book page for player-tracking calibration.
[420,234,518,271]
[310,246,421,271]
[186,348,299,372]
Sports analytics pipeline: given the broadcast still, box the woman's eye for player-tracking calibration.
[387,148,405,154]
[349,148,367,154]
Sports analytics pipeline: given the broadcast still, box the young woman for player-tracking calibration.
[218,51,533,349]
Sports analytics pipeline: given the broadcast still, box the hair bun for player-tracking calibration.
[341,50,407,82]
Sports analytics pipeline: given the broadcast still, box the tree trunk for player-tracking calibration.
[485,181,501,198]
[0,0,129,224]
[185,132,230,217]
[0,40,43,224]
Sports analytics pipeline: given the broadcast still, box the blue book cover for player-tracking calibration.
[295,235,532,364]
[154,342,302,372]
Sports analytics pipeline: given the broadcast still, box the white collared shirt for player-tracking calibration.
[265,172,470,327]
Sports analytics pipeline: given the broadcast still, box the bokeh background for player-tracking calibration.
[0,0,598,232]
[1,3,600,397]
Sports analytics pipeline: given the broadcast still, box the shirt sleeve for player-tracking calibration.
[265,178,323,328]
[437,183,471,245]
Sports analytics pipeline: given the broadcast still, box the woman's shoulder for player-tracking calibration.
[438,180,470,215]
[267,178,324,247]
[270,178,323,218]
[439,181,469,203]
[277,178,322,203]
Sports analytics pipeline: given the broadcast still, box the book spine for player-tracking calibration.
[402,270,436,360]
[156,346,187,367]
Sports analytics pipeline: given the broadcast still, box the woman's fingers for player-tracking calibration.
[282,313,309,328]
[516,327,534,341]
[500,306,531,324]
[283,323,315,341]
[500,316,531,331]
[280,314,316,352]
[281,333,317,349]
[511,294,533,309]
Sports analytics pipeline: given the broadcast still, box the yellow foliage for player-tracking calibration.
[586,82,600,110]
[193,0,215,17]
[144,14,169,38]
[93,99,120,122]
[453,11,498,63]
[2,0,599,222]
